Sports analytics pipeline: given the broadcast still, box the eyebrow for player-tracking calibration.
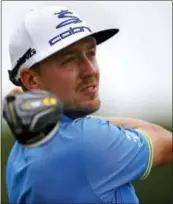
[87,42,96,50]
[59,50,74,57]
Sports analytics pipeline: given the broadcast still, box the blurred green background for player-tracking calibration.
[1,120,172,204]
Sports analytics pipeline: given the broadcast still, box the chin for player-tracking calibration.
[82,96,100,110]
[79,90,100,108]
[64,98,101,119]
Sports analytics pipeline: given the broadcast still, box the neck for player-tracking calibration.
[64,108,92,119]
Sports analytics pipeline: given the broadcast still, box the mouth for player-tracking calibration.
[80,84,98,94]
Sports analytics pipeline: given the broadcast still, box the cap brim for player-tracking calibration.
[90,28,119,45]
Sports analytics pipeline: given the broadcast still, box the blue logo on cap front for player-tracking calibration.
[49,10,92,46]
[55,10,82,29]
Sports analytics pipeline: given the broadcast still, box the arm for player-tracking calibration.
[79,117,155,200]
[94,116,172,167]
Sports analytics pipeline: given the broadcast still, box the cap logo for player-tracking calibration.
[8,48,37,86]
[16,48,36,68]
[49,9,92,46]
[55,10,82,29]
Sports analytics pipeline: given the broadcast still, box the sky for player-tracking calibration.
[2,1,172,123]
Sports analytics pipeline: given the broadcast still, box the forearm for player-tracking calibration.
[100,116,150,129]
[93,116,172,166]
[137,123,172,166]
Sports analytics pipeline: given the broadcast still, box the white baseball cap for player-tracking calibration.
[8,5,119,86]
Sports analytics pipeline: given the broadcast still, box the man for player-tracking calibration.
[6,5,172,204]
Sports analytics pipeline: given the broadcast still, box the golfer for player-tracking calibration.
[6,5,172,204]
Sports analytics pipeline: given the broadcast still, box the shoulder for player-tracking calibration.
[7,141,39,173]
[70,116,118,132]
[70,117,123,149]
[72,117,149,159]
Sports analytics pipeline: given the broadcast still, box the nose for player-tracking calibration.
[79,55,99,79]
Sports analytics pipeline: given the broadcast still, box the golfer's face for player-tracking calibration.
[38,37,100,114]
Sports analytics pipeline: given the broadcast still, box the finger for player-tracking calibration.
[7,88,23,96]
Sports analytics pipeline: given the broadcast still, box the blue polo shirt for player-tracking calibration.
[6,115,153,204]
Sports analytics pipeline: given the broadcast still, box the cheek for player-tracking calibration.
[40,70,77,98]
[92,61,100,79]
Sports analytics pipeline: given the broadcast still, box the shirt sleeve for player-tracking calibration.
[79,118,153,196]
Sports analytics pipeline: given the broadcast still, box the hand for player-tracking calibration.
[3,90,63,147]
[7,87,23,95]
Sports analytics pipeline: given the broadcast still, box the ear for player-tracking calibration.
[20,68,41,90]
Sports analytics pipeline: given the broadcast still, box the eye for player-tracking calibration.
[62,56,75,64]
[87,50,96,57]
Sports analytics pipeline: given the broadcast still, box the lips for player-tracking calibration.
[81,84,96,91]
[80,84,97,92]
